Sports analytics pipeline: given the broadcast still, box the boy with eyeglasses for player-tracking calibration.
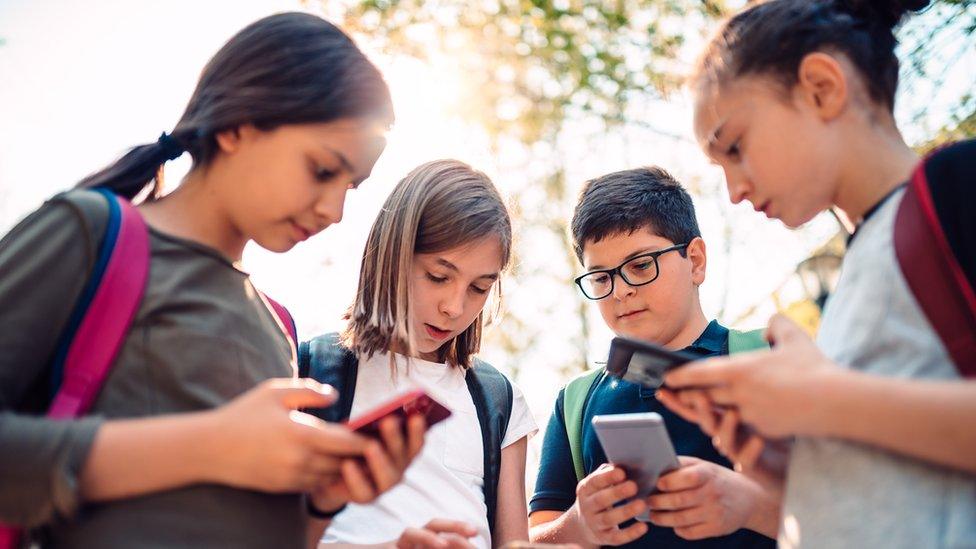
[528,167,779,549]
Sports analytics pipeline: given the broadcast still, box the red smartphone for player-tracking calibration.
[346,389,452,437]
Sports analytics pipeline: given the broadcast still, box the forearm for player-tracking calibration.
[307,517,330,549]
[79,410,222,501]
[810,371,976,473]
[529,508,597,549]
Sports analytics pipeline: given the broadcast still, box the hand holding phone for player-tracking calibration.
[346,389,451,437]
[591,412,680,522]
[606,336,699,389]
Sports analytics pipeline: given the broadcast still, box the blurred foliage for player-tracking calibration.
[322,0,973,376]
[329,0,726,144]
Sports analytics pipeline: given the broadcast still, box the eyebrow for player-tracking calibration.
[435,258,499,281]
[706,120,727,155]
[587,246,665,271]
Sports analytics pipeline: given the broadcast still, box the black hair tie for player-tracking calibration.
[157,132,185,161]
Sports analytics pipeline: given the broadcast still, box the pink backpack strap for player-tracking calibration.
[48,194,150,418]
[894,159,976,378]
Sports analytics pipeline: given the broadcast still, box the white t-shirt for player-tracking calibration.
[321,352,538,549]
[781,188,976,548]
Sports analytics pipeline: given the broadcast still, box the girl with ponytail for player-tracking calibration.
[657,0,976,546]
[0,13,423,548]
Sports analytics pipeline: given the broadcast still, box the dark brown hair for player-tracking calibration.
[694,0,930,112]
[78,12,394,199]
[571,167,700,264]
[344,160,512,369]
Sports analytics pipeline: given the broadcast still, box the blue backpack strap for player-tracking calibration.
[465,358,513,539]
[300,332,358,422]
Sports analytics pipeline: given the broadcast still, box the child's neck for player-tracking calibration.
[834,124,919,225]
[662,307,710,351]
[137,172,248,262]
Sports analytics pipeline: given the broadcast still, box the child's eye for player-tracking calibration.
[470,285,490,295]
[726,140,741,159]
[426,273,448,284]
[632,260,653,271]
[314,168,337,182]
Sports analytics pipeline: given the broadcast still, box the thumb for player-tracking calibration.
[264,378,338,409]
[764,314,808,348]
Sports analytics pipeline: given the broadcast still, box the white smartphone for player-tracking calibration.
[591,412,681,522]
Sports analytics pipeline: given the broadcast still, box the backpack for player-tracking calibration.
[562,328,768,481]
[893,139,976,378]
[297,334,513,537]
[0,189,296,549]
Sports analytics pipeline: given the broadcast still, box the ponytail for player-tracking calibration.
[77,132,185,201]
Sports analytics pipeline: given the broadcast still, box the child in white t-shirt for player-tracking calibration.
[305,160,537,549]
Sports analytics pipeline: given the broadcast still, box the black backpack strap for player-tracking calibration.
[464,358,513,538]
[300,332,359,422]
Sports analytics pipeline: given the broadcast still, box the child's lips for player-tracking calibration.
[618,309,648,320]
[424,323,452,340]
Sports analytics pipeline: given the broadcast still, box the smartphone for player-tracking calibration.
[592,412,680,522]
[346,389,452,437]
[606,336,699,389]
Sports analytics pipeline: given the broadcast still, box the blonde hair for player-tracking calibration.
[343,159,512,368]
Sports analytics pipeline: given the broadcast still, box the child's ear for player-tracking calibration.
[795,52,848,121]
[687,237,707,286]
[214,124,258,154]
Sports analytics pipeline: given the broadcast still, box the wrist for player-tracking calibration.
[743,481,781,538]
[800,367,848,437]
[189,410,230,485]
[306,495,346,519]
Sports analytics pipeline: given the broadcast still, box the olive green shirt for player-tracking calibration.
[0,190,303,548]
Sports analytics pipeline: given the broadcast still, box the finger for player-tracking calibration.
[304,454,344,477]
[601,520,648,546]
[765,313,806,347]
[647,486,704,511]
[685,390,720,435]
[713,409,741,459]
[340,458,377,503]
[656,464,706,492]
[424,519,478,537]
[704,386,738,407]
[578,464,627,498]
[734,434,767,474]
[378,416,407,470]
[296,416,370,456]
[439,533,477,549]
[362,440,400,493]
[405,414,427,461]
[674,522,719,541]
[399,527,448,549]
[594,498,647,529]
[648,506,707,528]
[265,378,338,409]
[655,389,699,423]
[585,480,638,513]
[663,356,742,389]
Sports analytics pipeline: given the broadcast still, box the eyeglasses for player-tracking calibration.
[574,243,690,300]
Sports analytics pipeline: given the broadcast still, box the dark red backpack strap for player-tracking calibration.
[894,147,976,378]
[261,294,298,371]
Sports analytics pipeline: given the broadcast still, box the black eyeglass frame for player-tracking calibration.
[574,242,690,300]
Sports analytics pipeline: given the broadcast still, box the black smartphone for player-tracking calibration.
[605,336,700,389]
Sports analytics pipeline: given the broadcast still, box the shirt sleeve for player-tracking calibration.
[528,389,578,513]
[501,377,538,448]
[0,193,108,527]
